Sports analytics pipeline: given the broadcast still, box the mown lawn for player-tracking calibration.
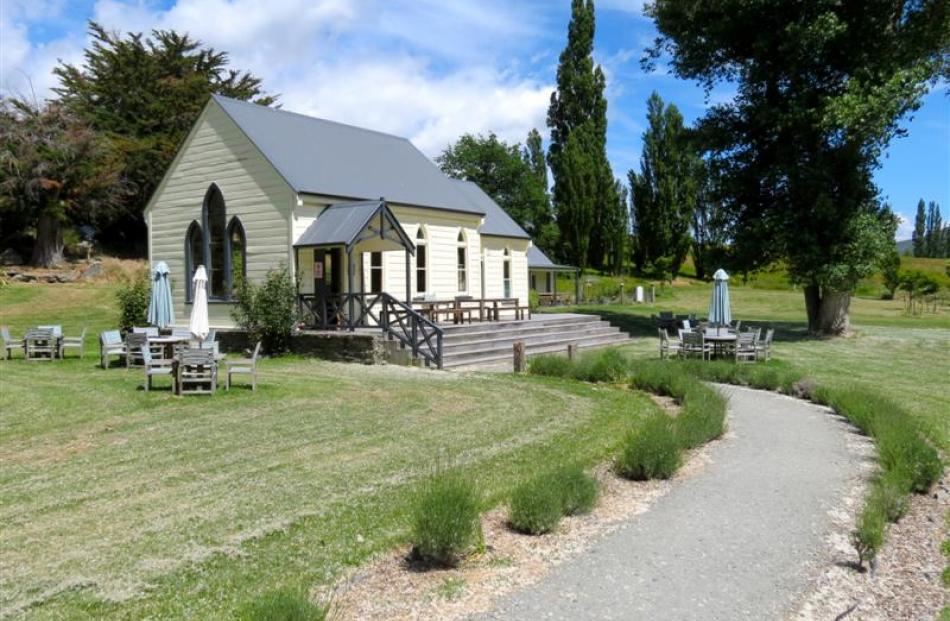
[0,283,655,619]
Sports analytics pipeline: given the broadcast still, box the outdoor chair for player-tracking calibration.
[177,348,217,395]
[1,326,22,359]
[140,345,174,391]
[38,325,63,358]
[100,330,127,368]
[658,329,682,360]
[171,327,192,339]
[196,329,217,349]
[225,341,261,391]
[682,331,711,361]
[132,326,159,337]
[24,329,56,361]
[756,328,774,362]
[61,327,87,359]
[125,333,149,368]
[734,332,758,363]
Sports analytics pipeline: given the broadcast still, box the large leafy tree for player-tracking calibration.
[647,0,949,334]
[437,132,553,248]
[548,0,618,269]
[690,158,729,281]
[629,92,696,277]
[0,99,126,266]
[53,22,275,253]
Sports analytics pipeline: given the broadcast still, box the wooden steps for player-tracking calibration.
[439,313,630,369]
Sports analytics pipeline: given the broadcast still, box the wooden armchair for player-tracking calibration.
[100,330,127,368]
[225,341,262,391]
[177,348,217,395]
[140,345,174,391]
[61,327,87,359]
[658,328,682,360]
[2,326,22,359]
[24,329,56,361]
[734,332,758,363]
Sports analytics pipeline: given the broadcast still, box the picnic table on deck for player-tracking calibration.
[413,297,530,323]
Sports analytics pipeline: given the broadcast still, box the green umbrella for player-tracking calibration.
[147,261,175,329]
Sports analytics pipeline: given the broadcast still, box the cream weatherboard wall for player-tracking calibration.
[146,101,295,327]
[293,196,487,302]
[481,237,530,303]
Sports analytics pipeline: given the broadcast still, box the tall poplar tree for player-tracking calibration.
[912,199,927,256]
[925,201,943,257]
[547,0,616,268]
[629,92,696,276]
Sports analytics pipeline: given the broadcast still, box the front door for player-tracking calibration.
[314,248,344,325]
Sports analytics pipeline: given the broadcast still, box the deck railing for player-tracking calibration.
[298,292,443,368]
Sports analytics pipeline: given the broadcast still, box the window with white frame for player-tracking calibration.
[503,247,512,298]
[415,227,427,293]
[457,231,467,292]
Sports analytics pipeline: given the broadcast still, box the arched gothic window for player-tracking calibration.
[227,217,246,292]
[182,185,247,302]
[185,221,203,302]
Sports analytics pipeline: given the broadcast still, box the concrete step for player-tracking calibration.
[443,325,621,355]
[442,332,632,368]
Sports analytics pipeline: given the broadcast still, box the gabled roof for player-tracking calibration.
[212,95,484,215]
[449,180,531,239]
[294,200,413,253]
[527,245,576,271]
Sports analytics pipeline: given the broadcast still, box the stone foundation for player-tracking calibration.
[216,328,393,365]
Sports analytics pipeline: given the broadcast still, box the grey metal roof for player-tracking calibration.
[449,180,531,239]
[212,95,484,215]
[294,200,412,251]
[527,245,576,271]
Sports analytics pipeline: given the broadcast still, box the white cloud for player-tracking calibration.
[2,0,553,158]
[894,213,914,241]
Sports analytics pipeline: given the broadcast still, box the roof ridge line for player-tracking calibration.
[211,94,415,144]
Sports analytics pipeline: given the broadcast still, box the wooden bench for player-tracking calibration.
[430,306,473,324]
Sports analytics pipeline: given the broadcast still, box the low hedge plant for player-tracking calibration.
[616,415,682,480]
[410,466,482,567]
[508,465,599,535]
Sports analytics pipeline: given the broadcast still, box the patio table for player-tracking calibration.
[703,331,737,358]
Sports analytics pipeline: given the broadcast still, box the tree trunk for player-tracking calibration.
[31,211,64,267]
[803,285,851,336]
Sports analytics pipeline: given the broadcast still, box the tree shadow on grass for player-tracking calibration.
[565,308,820,344]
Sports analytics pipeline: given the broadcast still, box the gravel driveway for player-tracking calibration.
[474,384,868,621]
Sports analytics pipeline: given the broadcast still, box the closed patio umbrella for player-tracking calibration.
[189,266,210,341]
[708,268,732,332]
[146,261,175,329]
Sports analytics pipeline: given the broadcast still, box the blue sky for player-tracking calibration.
[3,0,947,239]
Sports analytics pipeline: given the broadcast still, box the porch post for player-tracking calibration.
[347,245,356,331]
[405,248,411,303]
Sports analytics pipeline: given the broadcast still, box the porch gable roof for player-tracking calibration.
[293,199,414,254]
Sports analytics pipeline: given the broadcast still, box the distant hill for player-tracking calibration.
[896,239,914,255]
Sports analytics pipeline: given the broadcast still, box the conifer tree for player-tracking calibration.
[912,199,927,256]
[547,0,615,268]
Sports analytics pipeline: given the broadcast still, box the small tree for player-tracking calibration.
[115,269,151,332]
[879,245,901,300]
[231,265,299,354]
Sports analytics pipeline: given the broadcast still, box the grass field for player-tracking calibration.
[548,281,950,451]
[1,276,947,618]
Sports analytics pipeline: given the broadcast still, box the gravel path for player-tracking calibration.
[475,385,868,621]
